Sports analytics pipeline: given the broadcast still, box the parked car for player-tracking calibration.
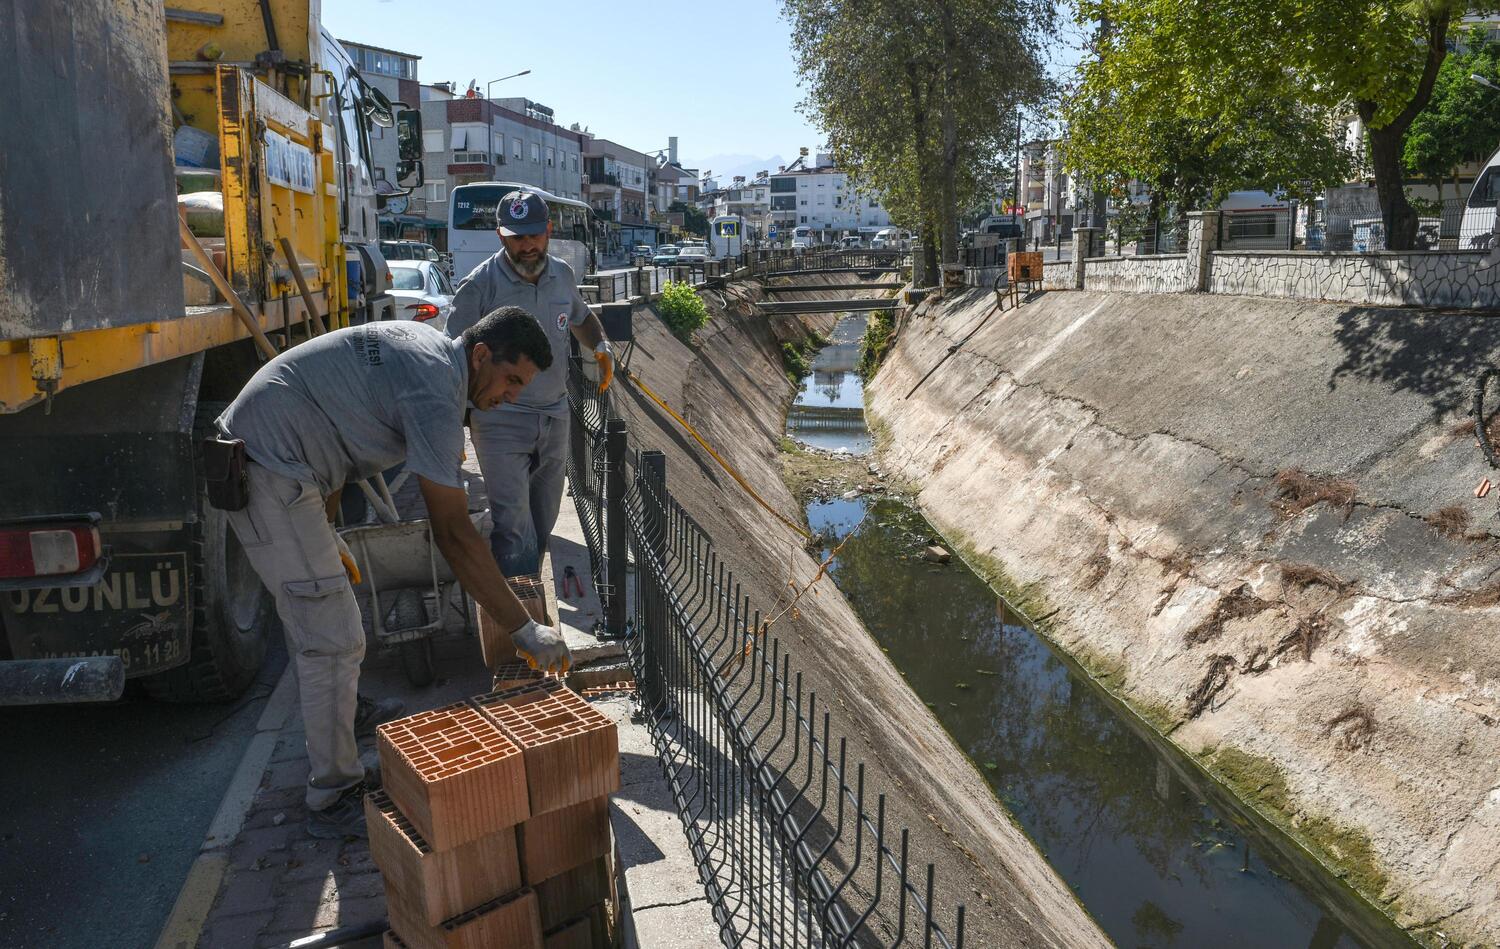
[652,245,681,267]
[675,244,709,266]
[380,239,441,263]
[838,235,863,248]
[387,260,454,332]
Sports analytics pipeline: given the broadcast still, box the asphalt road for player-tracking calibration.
[0,640,287,949]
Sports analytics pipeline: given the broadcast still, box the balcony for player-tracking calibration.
[448,152,500,176]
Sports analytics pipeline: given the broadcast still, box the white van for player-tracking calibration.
[871,227,908,250]
[791,225,814,252]
[1461,146,1500,250]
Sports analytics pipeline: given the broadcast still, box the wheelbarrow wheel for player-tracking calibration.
[400,637,435,687]
[389,590,435,687]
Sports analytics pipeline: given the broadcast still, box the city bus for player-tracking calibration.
[448,182,594,280]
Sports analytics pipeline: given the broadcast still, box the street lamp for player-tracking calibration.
[486,69,531,100]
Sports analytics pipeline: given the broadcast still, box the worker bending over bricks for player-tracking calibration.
[214,310,573,838]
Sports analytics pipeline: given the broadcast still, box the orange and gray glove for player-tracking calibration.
[513,619,572,675]
[334,532,362,585]
[592,341,614,393]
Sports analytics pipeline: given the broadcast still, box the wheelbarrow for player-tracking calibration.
[339,518,472,687]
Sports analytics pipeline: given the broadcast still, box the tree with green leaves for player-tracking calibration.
[669,200,708,237]
[1405,27,1500,205]
[1067,0,1497,250]
[783,0,1051,268]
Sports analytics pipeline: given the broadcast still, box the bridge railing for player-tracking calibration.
[566,354,967,948]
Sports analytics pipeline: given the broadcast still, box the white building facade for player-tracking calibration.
[769,159,891,242]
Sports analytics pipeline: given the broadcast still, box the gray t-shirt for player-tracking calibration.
[447,251,588,419]
[218,322,469,495]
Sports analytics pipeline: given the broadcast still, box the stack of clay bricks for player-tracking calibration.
[369,677,621,948]
[479,573,549,669]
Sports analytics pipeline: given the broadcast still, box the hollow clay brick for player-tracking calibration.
[518,795,612,885]
[365,790,522,926]
[387,886,543,949]
[478,574,546,669]
[377,702,529,851]
[541,912,595,949]
[534,850,615,932]
[470,679,620,815]
[491,660,546,694]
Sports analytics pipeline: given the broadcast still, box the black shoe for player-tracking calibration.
[306,784,368,840]
[354,694,405,737]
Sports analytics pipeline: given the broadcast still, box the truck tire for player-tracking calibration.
[142,406,274,702]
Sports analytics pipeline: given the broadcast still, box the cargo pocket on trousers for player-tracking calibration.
[282,576,364,656]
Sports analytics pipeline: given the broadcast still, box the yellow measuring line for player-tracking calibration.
[626,371,812,539]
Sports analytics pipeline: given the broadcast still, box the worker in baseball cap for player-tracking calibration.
[446,189,614,582]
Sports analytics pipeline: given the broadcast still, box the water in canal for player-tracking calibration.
[787,315,871,454]
[787,317,1408,948]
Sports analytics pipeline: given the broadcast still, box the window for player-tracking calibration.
[869,198,878,208]
[546,147,555,167]
[512,137,523,161]
[799,198,807,206]
[423,129,445,153]
[1470,167,1500,208]
[800,215,807,223]
[451,128,468,150]
[424,181,446,204]
[770,177,796,193]
[531,143,540,163]
[570,154,578,172]
[1226,212,1277,239]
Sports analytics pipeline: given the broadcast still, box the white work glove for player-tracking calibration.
[334,532,361,585]
[513,620,572,675]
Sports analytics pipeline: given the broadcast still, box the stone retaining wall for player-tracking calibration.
[1210,250,1500,309]
[1081,254,1188,294]
[1042,260,1072,291]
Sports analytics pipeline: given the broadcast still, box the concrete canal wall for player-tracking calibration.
[607,276,1110,948]
[866,286,1500,947]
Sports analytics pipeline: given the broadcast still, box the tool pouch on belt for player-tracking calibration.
[202,436,249,511]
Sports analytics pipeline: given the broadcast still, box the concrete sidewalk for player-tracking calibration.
[163,458,715,948]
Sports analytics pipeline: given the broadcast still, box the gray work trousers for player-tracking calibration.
[227,463,364,811]
[469,409,568,577]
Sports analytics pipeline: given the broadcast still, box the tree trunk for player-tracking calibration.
[1358,12,1450,252]
[1368,122,1419,251]
[922,223,939,284]
[938,3,959,264]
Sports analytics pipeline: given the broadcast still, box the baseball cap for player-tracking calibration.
[496,190,549,237]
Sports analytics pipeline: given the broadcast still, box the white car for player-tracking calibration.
[675,244,709,266]
[388,261,454,332]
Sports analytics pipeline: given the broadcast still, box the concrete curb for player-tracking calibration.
[153,666,299,949]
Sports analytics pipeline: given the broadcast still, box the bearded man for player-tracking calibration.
[447,189,613,579]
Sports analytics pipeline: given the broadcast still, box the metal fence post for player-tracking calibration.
[638,449,667,712]
[604,416,628,637]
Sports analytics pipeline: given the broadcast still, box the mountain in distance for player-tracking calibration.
[683,153,786,182]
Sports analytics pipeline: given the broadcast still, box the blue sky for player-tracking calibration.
[324,1,1087,174]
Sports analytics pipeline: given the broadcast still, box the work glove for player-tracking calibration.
[592,341,614,393]
[334,532,362,585]
[513,619,572,675]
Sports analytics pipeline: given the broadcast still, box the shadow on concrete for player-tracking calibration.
[1329,305,1500,415]
[617,379,723,489]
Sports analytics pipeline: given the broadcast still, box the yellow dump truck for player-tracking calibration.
[0,2,424,702]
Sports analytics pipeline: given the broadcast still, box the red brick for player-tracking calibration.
[365,790,522,926]
[518,795,612,884]
[387,886,543,949]
[534,851,614,932]
[377,703,529,850]
[470,680,620,814]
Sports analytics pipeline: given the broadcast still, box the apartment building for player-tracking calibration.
[768,154,891,242]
